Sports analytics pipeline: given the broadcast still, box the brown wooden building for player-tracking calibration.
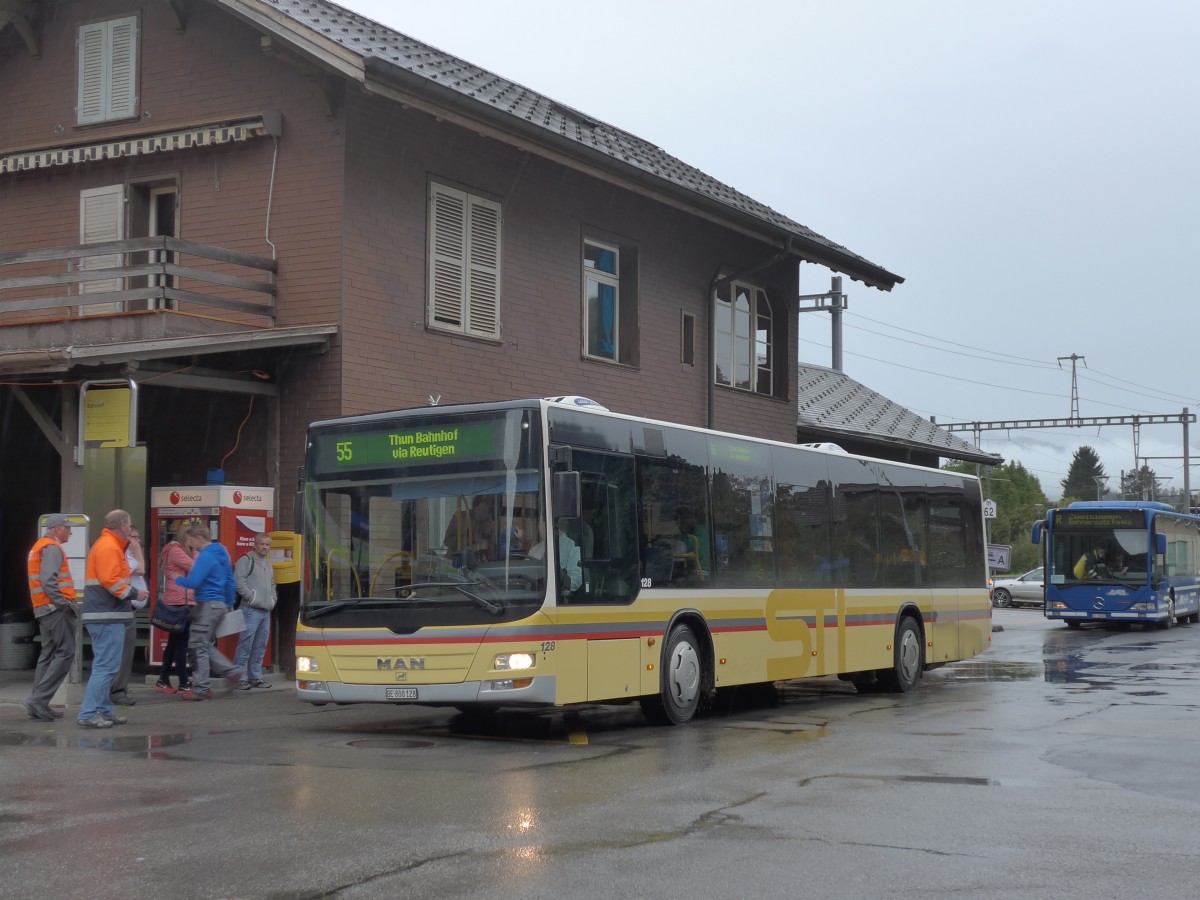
[0,0,923,617]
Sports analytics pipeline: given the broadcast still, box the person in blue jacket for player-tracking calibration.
[174,523,242,700]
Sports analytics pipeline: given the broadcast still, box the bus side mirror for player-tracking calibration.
[1156,533,1167,555]
[1031,521,1043,545]
[552,471,581,521]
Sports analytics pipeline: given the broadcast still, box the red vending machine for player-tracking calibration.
[148,485,275,668]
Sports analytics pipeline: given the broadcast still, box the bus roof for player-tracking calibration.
[1067,500,1176,512]
[308,397,979,483]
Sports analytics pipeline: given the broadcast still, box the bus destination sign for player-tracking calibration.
[313,421,499,473]
[1056,509,1145,529]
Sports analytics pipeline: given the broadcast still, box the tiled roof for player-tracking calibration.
[238,0,901,289]
[796,364,1002,465]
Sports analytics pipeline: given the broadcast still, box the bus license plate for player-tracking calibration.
[385,687,417,700]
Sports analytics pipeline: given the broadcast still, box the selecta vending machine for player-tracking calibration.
[148,485,275,668]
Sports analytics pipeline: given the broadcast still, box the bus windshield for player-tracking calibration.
[1047,507,1150,585]
[302,407,547,629]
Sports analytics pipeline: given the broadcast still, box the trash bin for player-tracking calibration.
[0,619,37,670]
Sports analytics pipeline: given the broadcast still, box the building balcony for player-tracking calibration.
[0,236,331,375]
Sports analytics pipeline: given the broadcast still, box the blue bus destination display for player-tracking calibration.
[312,421,499,473]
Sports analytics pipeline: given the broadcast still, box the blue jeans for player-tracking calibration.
[79,622,125,721]
[233,607,271,683]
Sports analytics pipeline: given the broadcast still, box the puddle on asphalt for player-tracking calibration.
[346,737,437,750]
[934,661,1042,683]
[0,730,194,755]
[799,773,995,788]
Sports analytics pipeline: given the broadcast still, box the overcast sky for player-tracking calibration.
[338,0,1199,501]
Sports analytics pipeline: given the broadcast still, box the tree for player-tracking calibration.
[1120,464,1162,502]
[1060,446,1107,504]
[943,459,1048,573]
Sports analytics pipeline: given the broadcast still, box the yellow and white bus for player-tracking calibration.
[296,397,991,724]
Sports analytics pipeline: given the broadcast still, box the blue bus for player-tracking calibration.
[1032,500,1200,628]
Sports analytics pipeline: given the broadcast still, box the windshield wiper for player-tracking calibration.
[306,600,354,620]
[394,581,504,614]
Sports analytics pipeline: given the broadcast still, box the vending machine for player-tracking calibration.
[148,485,275,668]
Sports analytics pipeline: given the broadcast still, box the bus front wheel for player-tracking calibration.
[641,623,704,725]
[878,616,923,693]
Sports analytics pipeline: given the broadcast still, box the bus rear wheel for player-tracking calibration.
[878,616,923,693]
[641,623,704,725]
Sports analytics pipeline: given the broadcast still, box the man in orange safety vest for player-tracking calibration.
[23,514,77,721]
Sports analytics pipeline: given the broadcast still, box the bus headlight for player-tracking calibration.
[1046,600,1066,610]
[1129,602,1156,611]
[297,656,320,674]
[494,652,535,671]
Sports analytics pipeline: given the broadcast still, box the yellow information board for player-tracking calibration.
[83,386,133,448]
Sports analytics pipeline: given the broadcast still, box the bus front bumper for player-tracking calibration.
[1047,610,1168,622]
[296,675,557,707]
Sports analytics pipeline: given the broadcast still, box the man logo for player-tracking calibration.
[377,657,425,671]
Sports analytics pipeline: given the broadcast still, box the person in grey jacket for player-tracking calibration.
[233,533,276,689]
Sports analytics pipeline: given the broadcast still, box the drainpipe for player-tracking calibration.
[707,236,795,430]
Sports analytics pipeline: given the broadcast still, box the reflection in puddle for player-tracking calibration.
[934,661,1042,683]
[0,731,194,755]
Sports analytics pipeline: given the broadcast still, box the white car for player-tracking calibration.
[991,568,1044,608]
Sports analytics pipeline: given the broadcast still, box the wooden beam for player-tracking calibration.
[164,0,190,34]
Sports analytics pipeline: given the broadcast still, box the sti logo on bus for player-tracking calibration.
[377,657,425,671]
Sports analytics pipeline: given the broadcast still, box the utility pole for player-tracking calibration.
[798,276,847,372]
[1057,354,1086,423]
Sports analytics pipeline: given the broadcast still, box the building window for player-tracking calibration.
[428,182,501,339]
[584,240,619,360]
[681,312,695,366]
[714,280,774,395]
[77,16,138,125]
[582,236,638,365]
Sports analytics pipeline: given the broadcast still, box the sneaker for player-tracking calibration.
[154,682,178,694]
[250,680,272,689]
[23,700,56,721]
[235,681,252,691]
[110,693,137,707]
[179,688,212,701]
[47,707,64,719]
[77,715,113,729]
[223,671,246,693]
[103,715,129,726]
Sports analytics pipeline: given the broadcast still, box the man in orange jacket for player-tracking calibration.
[77,510,148,729]
[23,514,77,721]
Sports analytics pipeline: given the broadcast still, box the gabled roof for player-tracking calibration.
[221,0,902,290]
[796,364,1002,466]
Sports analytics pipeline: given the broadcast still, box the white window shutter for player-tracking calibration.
[77,23,106,124]
[429,185,466,330]
[76,17,137,124]
[465,196,501,338]
[78,185,126,315]
[108,17,138,120]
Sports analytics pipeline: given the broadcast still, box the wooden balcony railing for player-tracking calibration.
[0,236,277,322]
